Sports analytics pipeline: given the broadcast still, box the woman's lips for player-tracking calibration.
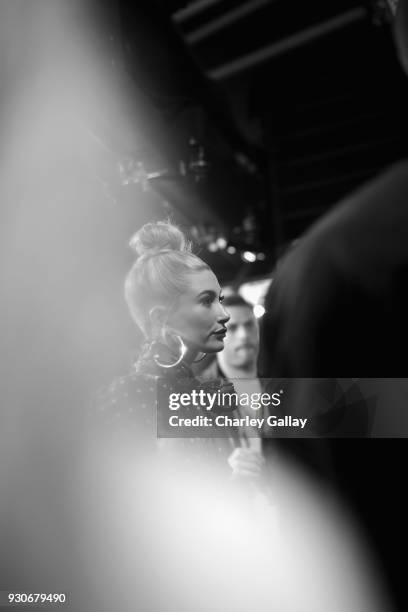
[211,328,227,337]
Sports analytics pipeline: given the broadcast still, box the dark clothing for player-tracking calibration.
[261,161,408,436]
[262,161,408,379]
[260,161,408,610]
[96,341,238,477]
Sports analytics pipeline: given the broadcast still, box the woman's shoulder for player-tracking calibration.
[93,371,161,425]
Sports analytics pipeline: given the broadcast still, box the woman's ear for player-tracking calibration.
[148,305,167,338]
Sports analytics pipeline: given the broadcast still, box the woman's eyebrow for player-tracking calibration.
[197,289,217,298]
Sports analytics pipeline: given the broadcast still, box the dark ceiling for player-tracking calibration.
[100,0,407,284]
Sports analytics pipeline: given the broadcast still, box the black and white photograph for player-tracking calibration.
[1,0,408,610]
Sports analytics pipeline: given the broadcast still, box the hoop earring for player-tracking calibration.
[153,333,187,369]
[193,352,207,363]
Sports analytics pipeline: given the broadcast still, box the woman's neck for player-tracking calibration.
[183,347,199,365]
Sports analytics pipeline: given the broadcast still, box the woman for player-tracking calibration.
[125,219,230,372]
[99,220,263,479]
[90,221,390,612]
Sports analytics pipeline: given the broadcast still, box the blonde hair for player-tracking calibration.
[125,221,209,337]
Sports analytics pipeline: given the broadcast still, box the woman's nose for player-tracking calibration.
[218,304,230,324]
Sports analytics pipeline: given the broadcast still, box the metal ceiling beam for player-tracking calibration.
[173,0,224,23]
[185,0,271,44]
[281,167,380,195]
[209,7,367,80]
[279,137,400,168]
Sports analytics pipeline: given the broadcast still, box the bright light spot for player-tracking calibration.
[242,250,256,263]
[208,242,218,252]
[216,236,227,249]
[227,246,236,254]
[239,278,271,306]
[253,304,265,318]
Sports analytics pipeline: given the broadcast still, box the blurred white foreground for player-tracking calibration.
[80,429,393,612]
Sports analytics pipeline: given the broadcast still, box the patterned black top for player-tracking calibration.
[95,342,239,477]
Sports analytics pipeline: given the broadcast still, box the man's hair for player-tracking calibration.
[223,294,253,310]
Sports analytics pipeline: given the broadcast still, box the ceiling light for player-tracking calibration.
[242,250,256,263]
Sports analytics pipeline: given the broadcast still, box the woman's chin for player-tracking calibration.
[204,339,225,353]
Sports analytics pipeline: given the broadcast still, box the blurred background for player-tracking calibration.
[44,0,406,363]
[90,0,406,267]
[0,1,404,609]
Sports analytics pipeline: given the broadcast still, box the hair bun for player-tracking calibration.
[129,221,191,257]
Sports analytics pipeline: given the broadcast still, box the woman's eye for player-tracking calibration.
[219,295,225,303]
[200,296,213,306]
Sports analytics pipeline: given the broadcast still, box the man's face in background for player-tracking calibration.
[221,305,259,369]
